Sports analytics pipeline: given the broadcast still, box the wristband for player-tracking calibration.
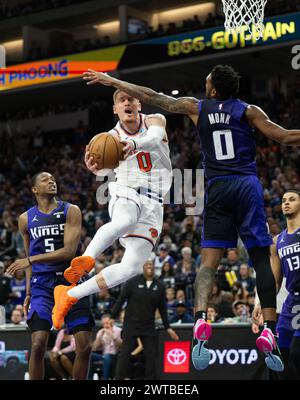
[131,139,137,151]
[27,257,32,266]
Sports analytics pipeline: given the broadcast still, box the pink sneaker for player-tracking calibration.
[256,328,284,372]
[192,319,212,371]
[256,327,275,352]
[193,319,212,341]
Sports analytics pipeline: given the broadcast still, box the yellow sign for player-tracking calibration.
[167,20,296,57]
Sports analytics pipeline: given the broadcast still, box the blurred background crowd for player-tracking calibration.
[2,0,300,63]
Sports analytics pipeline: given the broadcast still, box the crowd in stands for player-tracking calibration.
[3,0,300,64]
[0,0,88,19]
[1,0,299,21]
[24,0,300,62]
[1,85,300,332]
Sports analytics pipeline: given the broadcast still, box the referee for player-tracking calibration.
[112,260,179,380]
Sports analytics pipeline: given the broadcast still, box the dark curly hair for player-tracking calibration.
[210,65,241,100]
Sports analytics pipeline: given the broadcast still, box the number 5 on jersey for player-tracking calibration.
[45,238,55,252]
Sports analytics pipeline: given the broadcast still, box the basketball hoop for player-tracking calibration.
[222,0,268,40]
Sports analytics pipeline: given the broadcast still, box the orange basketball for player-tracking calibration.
[87,132,125,170]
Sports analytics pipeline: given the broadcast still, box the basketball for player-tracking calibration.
[87,132,125,170]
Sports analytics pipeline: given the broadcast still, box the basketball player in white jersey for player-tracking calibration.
[52,91,178,341]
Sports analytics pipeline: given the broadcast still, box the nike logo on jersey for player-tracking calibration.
[32,216,38,222]
[53,211,64,219]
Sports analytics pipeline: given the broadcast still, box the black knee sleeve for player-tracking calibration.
[248,246,276,309]
[289,337,300,377]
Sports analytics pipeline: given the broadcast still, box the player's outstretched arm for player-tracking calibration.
[246,105,300,146]
[82,69,199,121]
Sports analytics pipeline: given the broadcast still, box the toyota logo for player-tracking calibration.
[167,348,187,365]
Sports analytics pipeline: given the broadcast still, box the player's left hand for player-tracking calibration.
[82,69,115,86]
[121,139,135,159]
[251,322,260,334]
[167,328,179,341]
[6,258,31,275]
[84,147,101,175]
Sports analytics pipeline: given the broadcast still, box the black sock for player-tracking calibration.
[264,320,277,335]
[195,311,207,321]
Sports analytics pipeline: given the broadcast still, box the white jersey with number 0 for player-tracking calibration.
[109,113,172,196]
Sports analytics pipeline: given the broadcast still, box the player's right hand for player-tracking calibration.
[251,322,260,334]
[82,69,115,86]
[84,147,100,175]
[252,304,262,325]
[23,295,31,319]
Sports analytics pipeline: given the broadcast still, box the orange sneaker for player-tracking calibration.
[52,284,78,330]
[64,256,95,284]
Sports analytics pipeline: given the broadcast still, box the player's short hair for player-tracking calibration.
[31,171,53,186]
[210,65,240,100]
[31,172,44,186]
[113,89,122,104]
[113,89,139,104]
[283,189,300,198]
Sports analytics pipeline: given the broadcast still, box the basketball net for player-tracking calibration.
[222,0,268,40]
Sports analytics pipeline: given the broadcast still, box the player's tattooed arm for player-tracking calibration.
[270,235,283,293]
[246,105,300,146]
[83,69,199,122]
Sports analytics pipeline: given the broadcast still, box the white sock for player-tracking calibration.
[83,198,138,259]
[68,276,100,300]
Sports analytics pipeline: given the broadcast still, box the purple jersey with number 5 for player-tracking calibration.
[27,201,80,273]
[197,98,257,180]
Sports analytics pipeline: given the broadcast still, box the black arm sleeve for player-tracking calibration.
[111,281,131,319]
[158,285,170,330]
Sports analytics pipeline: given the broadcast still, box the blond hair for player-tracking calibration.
[113,89,140,104]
